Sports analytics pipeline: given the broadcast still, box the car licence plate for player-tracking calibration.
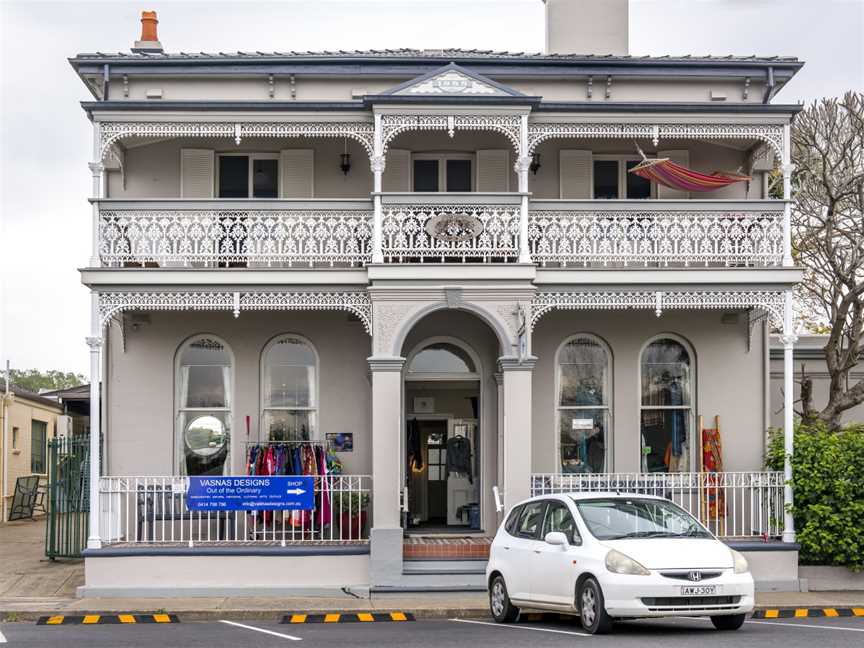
[680,585,720,596]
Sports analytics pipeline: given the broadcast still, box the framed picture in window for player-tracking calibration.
[326,432,353,452]
[413,397,435,413]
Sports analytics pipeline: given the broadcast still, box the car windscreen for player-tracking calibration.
[572,497,712,540]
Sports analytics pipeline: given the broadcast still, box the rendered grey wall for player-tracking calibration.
[531,309,767,474]
[104,310,371,476]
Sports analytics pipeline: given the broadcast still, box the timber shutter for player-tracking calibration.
[382,149,411,192]
[559,150,592,199]
[180,149,215,198]
[476,149,510,192]
[280,149,315,198]
[656,149,690,199]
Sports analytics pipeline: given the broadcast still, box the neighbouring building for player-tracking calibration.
[1,386,63,521]
[71,0,805,597]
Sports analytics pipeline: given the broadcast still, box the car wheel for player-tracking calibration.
[710,614,746,631]
[578,577,613,634]
[489,575,519,624]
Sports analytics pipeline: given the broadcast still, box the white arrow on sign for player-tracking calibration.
[285,488,307,495]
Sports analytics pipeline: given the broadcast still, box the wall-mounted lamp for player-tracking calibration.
[340,139,352,175]
[530,152,542,175]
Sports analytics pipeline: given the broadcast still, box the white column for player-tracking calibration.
[369,357,404,528]
[86,292,103,549]
[89,122,104,268]
[371,114,385,264]
[781,124,794,268]
[517,114,532,264]
[781,290,797,543]
[499,356,536,510]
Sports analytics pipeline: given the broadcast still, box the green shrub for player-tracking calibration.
[766,423,864,570]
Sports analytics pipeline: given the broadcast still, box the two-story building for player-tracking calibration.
[72,1,804,597]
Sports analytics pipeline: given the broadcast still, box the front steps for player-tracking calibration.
[371,558,488,593]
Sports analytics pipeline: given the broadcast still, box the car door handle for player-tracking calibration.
[534,550,541,554]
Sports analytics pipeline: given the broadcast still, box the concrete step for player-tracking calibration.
[403,559,487,574]
[389,570,488,590]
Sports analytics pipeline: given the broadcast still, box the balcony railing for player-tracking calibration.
[97,200,374,268]
[529,200,785,268]
[530,471,785,539]
[94,198,787,269]
[380,193,522,263]
[98,475,371,545]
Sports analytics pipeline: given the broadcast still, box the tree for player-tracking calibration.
[791,91,864,428]
[0,368,86,393]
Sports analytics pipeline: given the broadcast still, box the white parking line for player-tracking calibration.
[219,619,302,641]
[450,618,589,637]
[0,626,6,644]
[749,620,864,633]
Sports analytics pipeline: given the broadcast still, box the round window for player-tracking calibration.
[184,415,226,457]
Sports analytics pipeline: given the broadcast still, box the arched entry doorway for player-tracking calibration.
[399,309,501,534]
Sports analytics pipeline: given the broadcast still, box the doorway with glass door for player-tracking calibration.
[404,341,482,533]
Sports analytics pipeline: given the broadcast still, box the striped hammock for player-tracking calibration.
[629,157,751,193]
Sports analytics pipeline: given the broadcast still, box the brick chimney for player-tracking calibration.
[132,10,163,53]
[542,0,629,56]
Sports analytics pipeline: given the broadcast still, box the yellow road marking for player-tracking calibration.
[324,614,340,623]
[390,612,408,622]
[82,615,100,625]
[795,609,808,617]
[289,614,307,624]
[823,608,839,617]
[46,616,64,625]
[765,610,780,619]
[118,615,136,624]
[357,613,374,622]
[153,614,171,623]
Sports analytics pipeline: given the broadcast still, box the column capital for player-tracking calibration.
[371,155,386,174]
[368,356,405,372]
[498,355,537,372]
[781,162,795,176]
[780,333,798,347]
[86,336,104,349]
[514,155,532,175]
[88,162,105,175]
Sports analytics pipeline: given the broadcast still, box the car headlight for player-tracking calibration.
[731,549,749,574]
[605,549,650,576]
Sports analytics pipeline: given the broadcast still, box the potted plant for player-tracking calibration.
[334,492,369,540]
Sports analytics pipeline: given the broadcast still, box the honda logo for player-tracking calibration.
[688,571,703,582]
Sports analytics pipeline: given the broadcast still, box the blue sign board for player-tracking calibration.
[186,476,314,511]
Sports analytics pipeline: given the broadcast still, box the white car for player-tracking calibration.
[486,492,754,634]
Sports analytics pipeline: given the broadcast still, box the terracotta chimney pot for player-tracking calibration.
[140,11,159,42]
[132,9,163,53]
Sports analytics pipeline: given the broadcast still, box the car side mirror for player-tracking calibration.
[544,531,569,547]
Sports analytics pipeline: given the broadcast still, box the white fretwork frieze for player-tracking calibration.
[528,209,784,267]
[530,290,786,332]
[380,114,522,154]
[97,291,373,333]
[99,121,375,159]
[381,202,521,262]
[527,123,785,157]
[99,208,373,267]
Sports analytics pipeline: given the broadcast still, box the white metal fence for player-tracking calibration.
[530,471,785,539]
[99,475,372,545]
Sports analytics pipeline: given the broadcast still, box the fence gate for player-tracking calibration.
[45,436,91,559]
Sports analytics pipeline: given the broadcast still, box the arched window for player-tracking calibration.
[407,342,477,375]
[261,336,318,441]
[176,336,232,476]
[556,335,610,474]
[640,337,694,473]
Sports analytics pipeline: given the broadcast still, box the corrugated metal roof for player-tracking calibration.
[70,49,800,64]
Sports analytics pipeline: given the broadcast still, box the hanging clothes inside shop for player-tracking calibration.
[445,434,473,483]
[407,418,423,472]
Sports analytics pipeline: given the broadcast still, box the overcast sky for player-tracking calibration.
[1,0,862,376]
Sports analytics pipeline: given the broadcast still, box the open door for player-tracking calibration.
[446,418,479,526]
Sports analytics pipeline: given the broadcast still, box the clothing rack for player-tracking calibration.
[244,440,326,447]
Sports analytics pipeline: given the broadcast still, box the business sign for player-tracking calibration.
[186,476,314,511]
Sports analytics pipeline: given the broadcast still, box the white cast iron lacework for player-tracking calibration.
[381,203,521,262]
[97,292,373,333]
[99,121,375,159]
[99,208,373,267]
[526,123,785,157]
[528,209,784,267]
[530,290,786,331]
[379,114,523,154]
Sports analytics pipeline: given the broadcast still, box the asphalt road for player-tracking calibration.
[2,615,864,647]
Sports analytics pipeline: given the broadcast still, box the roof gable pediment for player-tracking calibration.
[384,63,524,98]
